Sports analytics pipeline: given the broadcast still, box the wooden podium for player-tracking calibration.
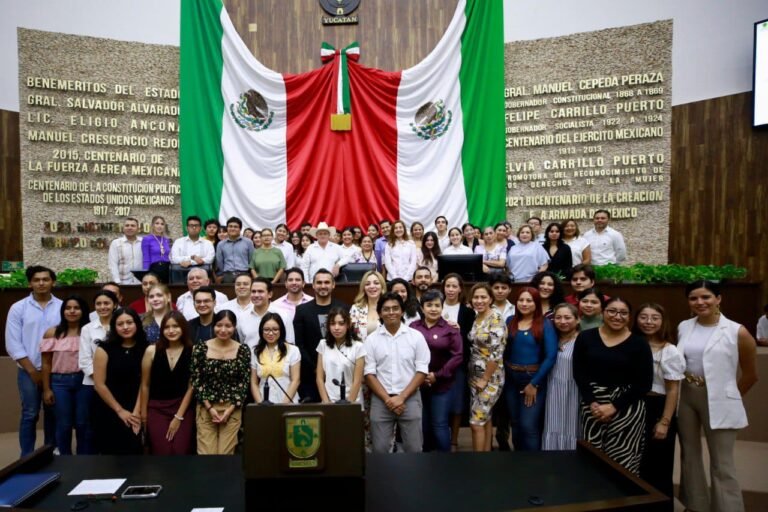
[242,403,365,511]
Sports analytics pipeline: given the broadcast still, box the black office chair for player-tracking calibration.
[338,262,377,283]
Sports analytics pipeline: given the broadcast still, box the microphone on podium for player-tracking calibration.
[260,378,272,405]
[262,374,294,404]
[331,374,350,404]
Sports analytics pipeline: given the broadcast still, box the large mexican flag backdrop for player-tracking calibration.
[179,0,506,231]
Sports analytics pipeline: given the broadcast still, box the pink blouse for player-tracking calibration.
[39,335,81,374]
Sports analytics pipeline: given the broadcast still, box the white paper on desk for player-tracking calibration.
[191,509,224,512]
[67,478,126,496]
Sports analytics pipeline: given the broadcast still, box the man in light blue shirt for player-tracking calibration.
[4,266,61,455]
[215,216,254,283]
[373,219,391,273]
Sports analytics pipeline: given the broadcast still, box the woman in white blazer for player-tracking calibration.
[676,280,758,512]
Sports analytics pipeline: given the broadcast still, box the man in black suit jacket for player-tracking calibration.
[293,268,349,402]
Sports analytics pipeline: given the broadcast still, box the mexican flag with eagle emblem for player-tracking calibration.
[179,0,505,230]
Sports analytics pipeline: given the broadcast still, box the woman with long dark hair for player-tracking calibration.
[41,295,91,455]
[383,220,418,281]
[416,231,441,281]
[191,310,251,454]
[140,311,195,455]
[290,230,301,253]
[541,223,573,277]
[634,303,684,512]
[503,287,558,451]
[573,297,652,474]
[251,312,301,404]
[317,307,365,404]
[677,281,757,512]
[388,278,421,325]
[530,271,565,319]
[294,233,314,272]
[92,307,148,455]
[461,223,479,252]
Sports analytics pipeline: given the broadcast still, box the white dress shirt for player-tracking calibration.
[437,233,450,252]
[301,241,349,282]
[170,236,215,265]
[364,323,430,395]
[176,290,229,320]
[217,298,254,321]
[442,244,472,255]
[108,236,143,284]
[274,241,296,269]
[237,303,296,350]
[383,240,418,281]
[339,244,362,264]
[492,301,515,323]
[79,320,108,386]
[583,226,627,265]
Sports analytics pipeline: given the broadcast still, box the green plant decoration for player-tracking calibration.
[0,268,99,288]
[593,263,747,284]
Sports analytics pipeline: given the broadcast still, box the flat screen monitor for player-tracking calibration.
[437,254,483,282]
[754,18,768,127]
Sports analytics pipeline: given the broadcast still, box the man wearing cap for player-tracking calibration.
[300,222,350,282]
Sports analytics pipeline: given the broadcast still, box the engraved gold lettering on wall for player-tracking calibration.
[504,21,672,264]
[19,29,181,278]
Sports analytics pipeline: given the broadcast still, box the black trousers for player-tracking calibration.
[640,394,677,512]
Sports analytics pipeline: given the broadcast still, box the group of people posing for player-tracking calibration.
[107,210,627,287]
[7,212,758,512]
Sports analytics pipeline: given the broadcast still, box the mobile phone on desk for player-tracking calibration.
[121,485,162,499]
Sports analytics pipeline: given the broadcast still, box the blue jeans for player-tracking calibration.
[504,370,547,451]
[51,373,94,455]
[17,368,56,456]
[422,386,454,452]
